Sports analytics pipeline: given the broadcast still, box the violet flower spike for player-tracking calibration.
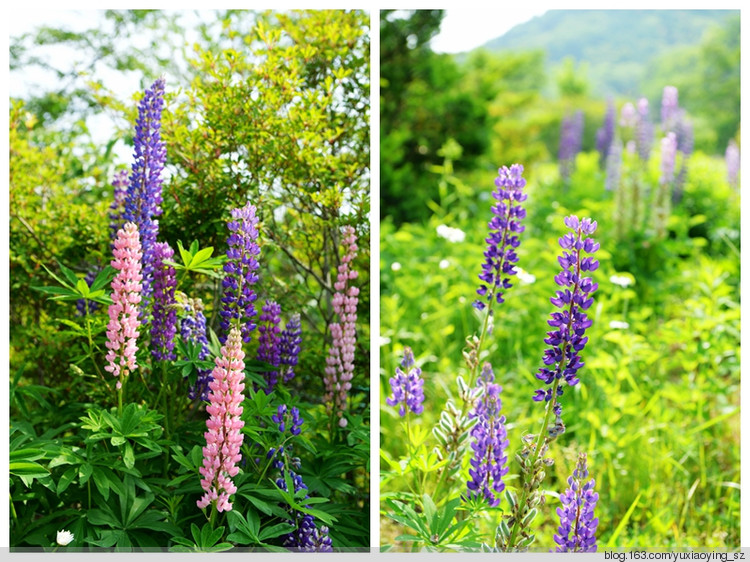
[123,78,166,307]
[635,97,653,162]
[268,412,333,552]
[533,216,599,411]
[257,300,282,394]
[596,98,615,168]
[386,346,425,417]
[109,169,129,245]
[554,453,599,552]
[220,202,261,343]
[150,242,177,360]
[464,363,510,507]
[279,313,302,383]
[180,296,213,401]
[474,164,527,312]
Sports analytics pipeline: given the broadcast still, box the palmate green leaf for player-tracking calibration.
[89,265,116,292]
[56,466,78,494]
[258,521,294,542]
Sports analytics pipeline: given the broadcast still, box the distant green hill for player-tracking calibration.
[482,10,737,97]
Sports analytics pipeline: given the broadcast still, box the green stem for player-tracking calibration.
[10,493,18,526]
[505,379,560,550]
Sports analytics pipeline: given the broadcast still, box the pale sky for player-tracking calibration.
[430,7,549,54]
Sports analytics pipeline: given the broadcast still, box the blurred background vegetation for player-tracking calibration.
[380,9,739,550]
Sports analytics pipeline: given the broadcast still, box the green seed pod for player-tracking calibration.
[504,489,518,511]
[522,508,538,527]
[498,518,511,539]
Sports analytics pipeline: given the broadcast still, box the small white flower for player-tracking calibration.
[609,274,633,288]
[439,259,450,270]
[391,262,402,271]
[516,267,536,285]
[436,224,466,243]
[609,320,630,330]
[56,530,74,546]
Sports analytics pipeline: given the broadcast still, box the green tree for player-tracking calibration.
[380,10,489,224]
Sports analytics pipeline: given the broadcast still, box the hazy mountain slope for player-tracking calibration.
[481,10,737,96]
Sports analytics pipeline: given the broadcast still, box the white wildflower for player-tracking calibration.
[439,259,450,270]
[609,320,630,330]
[391,262,402,271]
[56,530,74,546]
[609,274,633,288]
[436,224,466,243]
[516,267,536,285]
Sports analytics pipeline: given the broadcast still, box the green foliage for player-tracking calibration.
[380,10,493,224]
[643,15,740,152]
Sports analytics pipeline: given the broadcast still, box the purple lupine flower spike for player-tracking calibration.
[596,99,615,168]
[605,138,623,192]
[635,98,652,162]
[257,300,282,394]
[151,242,177,360]
[554,453,599,552]
[533,216,599,412]
[109,170,130,245]
[726,140,740,189]
[279,313,302,383]
[661,85,679,131]
[220,202,261,343]
[465,363,510,507]
[474,164,527,312]
[76,266,101,317]
[123,78,166,307]
[269,406,333,552]
[386,347,425,417]
[180,296,213,400]
[559,111,584,182]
